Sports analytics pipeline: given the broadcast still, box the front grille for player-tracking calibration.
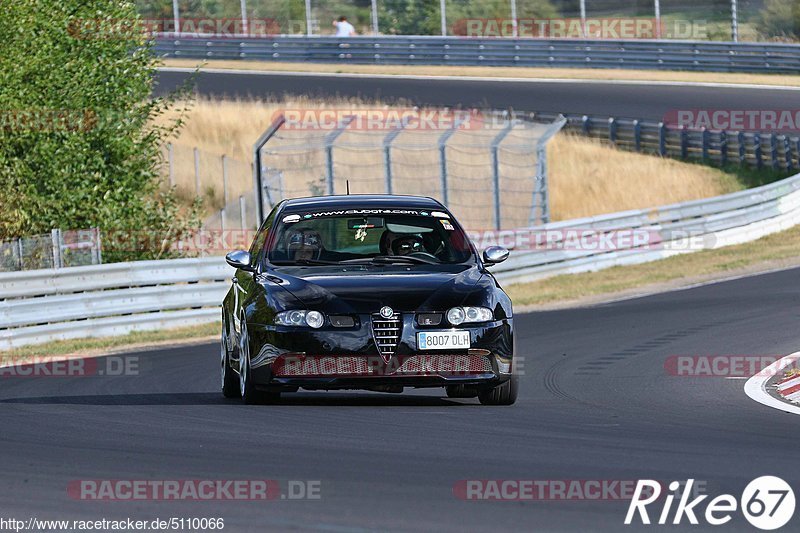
[371,312,402,358]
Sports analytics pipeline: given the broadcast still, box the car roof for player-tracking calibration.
[281,194,445,212]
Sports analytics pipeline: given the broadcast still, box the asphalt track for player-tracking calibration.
[154,69,800,120]
[3,266,800,531]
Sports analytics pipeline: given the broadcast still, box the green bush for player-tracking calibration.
[0,0,200,261]
[757,0,800,40]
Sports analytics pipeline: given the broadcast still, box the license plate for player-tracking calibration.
[417,331,471,351]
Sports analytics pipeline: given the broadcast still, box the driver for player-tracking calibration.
[287,229,323,261]
[391,234,424,256]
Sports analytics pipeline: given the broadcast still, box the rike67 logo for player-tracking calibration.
[625,477,795,530]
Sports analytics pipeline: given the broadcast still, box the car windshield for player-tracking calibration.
[267,210,474,266]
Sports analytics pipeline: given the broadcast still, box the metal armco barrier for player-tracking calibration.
[154,36,800,73]
[533,112,800,172]
[3,170,800,348]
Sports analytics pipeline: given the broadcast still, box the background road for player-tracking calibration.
[154,69,800,120]
[3,267,800,531]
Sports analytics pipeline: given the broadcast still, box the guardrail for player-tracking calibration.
[3,170,800,348]
[154,36,800,73]
[528,112,800,173]
[0,258,229,349]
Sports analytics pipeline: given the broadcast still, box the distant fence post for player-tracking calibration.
[382,116,413,194]
[530,115,567,226]
[437,115,468,207]
[252,114,286,224]
[167,143,174,187]
[324,115,355,196]
[239,195,247,230]
[193,147,201,197]
[658,122,666,156]
[633,120,641,152]
[51,229,62,269]
[701,128,709,160]
[490,114,516,230]
[222,154,229,207]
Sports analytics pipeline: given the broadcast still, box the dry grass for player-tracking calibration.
[548,135,742,220]
[163,59,800,88]
[158,98,745,222]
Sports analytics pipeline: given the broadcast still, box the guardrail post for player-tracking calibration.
[582,115,591,136]
[437,114,468,207]
[701,128,709,160]
[738,132,746,166]
[719,131,728,166]
[795,138,800,171]
[633,120,641,152]
[491,115,516,230]
[608,117,617,145]
[220,208,226,233]
[754,133,763,169]
[783,136,793,173]
[770,135,779,170]
[324,115,355,196]
[658,122,666,156]
[680,126,688,159]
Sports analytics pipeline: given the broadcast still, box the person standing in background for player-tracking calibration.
[333,16,356,37]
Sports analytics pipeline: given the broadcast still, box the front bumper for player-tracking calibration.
[245,317,514,391]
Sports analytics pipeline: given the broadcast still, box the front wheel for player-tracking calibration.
[220,327,239,399]
[478,375,518,405]
[239,321,280,405]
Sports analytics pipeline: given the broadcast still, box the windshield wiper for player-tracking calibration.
[369,255,438,265]
[272,259,340,266]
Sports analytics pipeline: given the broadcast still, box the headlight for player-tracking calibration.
[275,310,325,328]
[446,306,492,325]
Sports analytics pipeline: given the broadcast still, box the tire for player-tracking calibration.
[478,375,518,405]
[445,385,478,398]
[239,320,280,405]
[220,328,239,399]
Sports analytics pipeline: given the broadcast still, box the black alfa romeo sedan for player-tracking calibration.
[221,195,517,405]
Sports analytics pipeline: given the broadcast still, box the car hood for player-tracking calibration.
[263,264,489,313]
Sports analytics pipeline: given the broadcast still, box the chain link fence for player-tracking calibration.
[255,112,565,230]
[135,0,796,42]
[0,229,102,272]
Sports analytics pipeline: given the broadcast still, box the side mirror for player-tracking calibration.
[482,246,509,266]
[225,250,254,271]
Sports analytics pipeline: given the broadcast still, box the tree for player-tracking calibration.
[0,0,199,260]
[758,0,800,40]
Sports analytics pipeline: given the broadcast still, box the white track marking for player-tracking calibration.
[744,351,800,415]
[157,67,800,92]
